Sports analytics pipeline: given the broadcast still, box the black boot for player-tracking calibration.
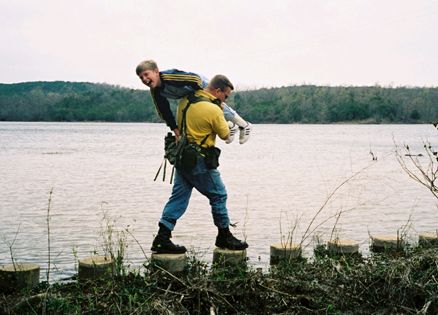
[151,223,187,254]
[215,227,248,250]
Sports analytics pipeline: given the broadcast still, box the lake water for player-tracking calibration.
[0,122,437,280]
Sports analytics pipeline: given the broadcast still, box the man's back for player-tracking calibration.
[177,90,229,148]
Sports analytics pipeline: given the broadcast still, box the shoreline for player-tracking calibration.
[1,245,438,314]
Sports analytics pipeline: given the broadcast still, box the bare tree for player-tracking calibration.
[395,139,438,200]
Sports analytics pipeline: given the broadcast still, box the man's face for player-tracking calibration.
[213,86,232,103]
[138,69,161,89]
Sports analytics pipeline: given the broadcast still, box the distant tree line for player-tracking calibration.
[233,85,438,123]
[0,81,437,123]
[0,81,159,123]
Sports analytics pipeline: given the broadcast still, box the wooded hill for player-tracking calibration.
[1,81,437,123]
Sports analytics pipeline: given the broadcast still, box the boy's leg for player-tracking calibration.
[223,103,252,144]
[222,103,246,126]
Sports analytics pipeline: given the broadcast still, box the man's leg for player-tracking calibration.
[151,170,192,254]
[160,171,193,230]
[191,166,248,250]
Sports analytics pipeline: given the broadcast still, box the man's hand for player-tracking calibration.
[225,122,238,144]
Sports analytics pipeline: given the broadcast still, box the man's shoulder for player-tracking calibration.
[192,90,220,104]
[196,100,223,117]
[183,92,221,113]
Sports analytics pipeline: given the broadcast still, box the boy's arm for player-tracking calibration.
[150,88,177,131]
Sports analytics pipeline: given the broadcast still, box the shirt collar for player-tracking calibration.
[195,90,221,105]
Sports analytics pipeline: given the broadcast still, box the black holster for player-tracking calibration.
[203,146,221,169]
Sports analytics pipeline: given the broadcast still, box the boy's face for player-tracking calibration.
[138,68,161,88]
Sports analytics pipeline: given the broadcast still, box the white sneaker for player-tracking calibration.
[225,121,238,144]
[239,122,252,144]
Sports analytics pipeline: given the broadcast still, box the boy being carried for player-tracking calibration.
[136,60,252,144]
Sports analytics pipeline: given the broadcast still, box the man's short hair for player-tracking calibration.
[209,75,234,91]
[136,60,158,75]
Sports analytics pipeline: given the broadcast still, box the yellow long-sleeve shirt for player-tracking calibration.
[177,90,229,148]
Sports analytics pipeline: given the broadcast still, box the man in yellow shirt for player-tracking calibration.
[135,60,251,144]
[151,75,249,254]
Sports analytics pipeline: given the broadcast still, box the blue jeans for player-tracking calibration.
[223,102,236,122]
[159,157,230,231]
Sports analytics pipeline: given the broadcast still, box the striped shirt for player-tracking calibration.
[150,69,208,130]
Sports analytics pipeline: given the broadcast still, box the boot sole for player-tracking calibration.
[151,247,187,254]
[215,243,248,251]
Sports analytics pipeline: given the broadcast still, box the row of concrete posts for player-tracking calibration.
[1,232,437,291]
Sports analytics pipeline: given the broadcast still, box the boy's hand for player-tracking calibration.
[173,128,181,142]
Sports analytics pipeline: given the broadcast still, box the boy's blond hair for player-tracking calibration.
[136,60,158,75]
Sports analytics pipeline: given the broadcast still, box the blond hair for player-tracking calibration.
[135,60,158,75]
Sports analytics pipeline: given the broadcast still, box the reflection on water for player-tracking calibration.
[0,122,436,280]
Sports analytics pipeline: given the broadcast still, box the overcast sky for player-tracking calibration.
[1,0,438,90]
